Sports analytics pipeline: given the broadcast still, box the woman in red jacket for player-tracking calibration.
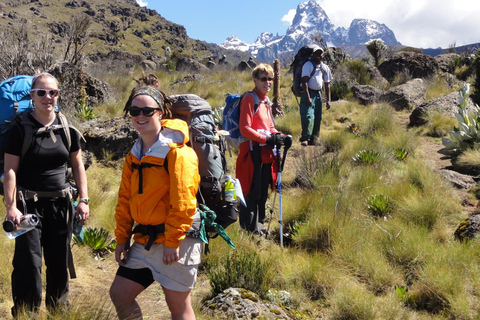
[236,63,287,235]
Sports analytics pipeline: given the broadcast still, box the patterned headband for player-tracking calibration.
[131,86,164,112]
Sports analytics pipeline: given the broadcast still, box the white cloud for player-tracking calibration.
[281,9,296,26]
[317,0,480,48]
[136,0,148,7]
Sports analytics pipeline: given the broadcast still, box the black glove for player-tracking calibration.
[283,135,293,150]
[266,133,284,149]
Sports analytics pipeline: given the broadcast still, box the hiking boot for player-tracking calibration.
[308,136,318,146]
[301,141,308,147]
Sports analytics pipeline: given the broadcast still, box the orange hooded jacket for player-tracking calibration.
[114,118,200,249]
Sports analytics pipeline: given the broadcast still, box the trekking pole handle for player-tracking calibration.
[280,135,292,172]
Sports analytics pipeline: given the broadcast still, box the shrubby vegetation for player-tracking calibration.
[1,33,480,318]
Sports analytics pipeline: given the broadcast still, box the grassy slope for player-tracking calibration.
[1,69,478,319]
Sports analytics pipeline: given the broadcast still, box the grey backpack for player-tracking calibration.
[169,94,238,230]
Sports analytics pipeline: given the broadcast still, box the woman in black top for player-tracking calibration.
[3,72,89,317]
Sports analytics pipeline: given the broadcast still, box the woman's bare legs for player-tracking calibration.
[110,275,145,320]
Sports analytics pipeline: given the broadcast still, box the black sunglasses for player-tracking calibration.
[258,77,274,82]
[31,89,60,97]
[129,106,162,117]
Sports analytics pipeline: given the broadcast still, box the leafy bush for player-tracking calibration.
[330,80,349,101]
[352,150,380,164]
[73,227,116,258]
[345,60,371,85]
[366,194,393,217]
[442,84,480,154]
[393,148,409,161]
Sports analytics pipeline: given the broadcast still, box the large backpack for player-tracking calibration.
[221,91,268,149]
[290,44,319,97]
[0,75,73,194]
[169,94,239,231]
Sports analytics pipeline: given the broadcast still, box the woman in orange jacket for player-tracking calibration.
[109,84,201,320]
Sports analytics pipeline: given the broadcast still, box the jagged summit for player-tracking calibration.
[221,0,400,60]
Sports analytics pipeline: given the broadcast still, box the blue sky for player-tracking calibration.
[138,0,480,49]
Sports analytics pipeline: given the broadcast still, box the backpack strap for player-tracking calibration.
[131,162,164,194]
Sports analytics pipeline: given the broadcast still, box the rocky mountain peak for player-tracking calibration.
[222,0,400,60]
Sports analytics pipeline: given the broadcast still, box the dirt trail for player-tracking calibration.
[397,115,478,215]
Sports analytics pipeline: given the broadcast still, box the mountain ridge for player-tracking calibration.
[221,0,401,60]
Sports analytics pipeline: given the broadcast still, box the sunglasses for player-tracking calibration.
[31,89,60,97]
[258,77,274,82]
[129,106,162,117]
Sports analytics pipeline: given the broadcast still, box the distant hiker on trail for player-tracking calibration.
[3,72,89,317]
[236,63,291,235]
[109,81,201,320]
[299,45,332,146]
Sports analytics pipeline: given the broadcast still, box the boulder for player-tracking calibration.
[409,91,477,126]
[438,169,477,189]
[435,53,459,73]
[237,60,251,71]
[378,52,439,82]
[351,85,383,105]
[81,117,138,162]
[454,214,480,242]
[380,78,426,110]
[175,58,209,73]
[49,62,115,114]
[201,288,293,320]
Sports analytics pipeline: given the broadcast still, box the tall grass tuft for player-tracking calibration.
[203,246,276,299]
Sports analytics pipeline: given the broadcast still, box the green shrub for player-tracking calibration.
[352,150,380,164]
[203,248,275,298]
[73,227,116,258]
[442,84,480,154]
[366,194,393,217]
[330,79,349,101]
[345,60,371,85]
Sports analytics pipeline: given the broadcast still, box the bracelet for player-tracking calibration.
[79,198,90,205]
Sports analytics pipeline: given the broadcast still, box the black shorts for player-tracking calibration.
[116,266,155,289]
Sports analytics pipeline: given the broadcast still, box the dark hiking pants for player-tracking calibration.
[11,198,73,317]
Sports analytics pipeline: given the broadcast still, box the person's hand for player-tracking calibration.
[326,101,331,110]
[163,246,179,265]
[266,133,285,149]
[306,97,313,107]
[6,207,23,228]
[115,243,129,265]
[76,202,89,224]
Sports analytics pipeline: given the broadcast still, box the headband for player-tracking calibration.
[131,86,164,112]
[32,72,55,87]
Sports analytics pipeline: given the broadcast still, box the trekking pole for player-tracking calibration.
[277,135,292,248]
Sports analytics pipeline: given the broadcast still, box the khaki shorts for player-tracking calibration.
[122,237,203,292]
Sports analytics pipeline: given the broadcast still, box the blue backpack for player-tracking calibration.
[0,75,34,124]
[222,91,269,149]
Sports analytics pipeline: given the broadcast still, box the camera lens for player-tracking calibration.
[3,220,15,232]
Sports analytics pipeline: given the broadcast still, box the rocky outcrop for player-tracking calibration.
[454,214,480,242]
[435,53,459,73]
[438,169,477,189]
[201,288,293,320]
[378,52,439,83]
[81,117,138,161]
[409,91,477,126]
[380,78,426,110]
[351,85,383,105]
[176,58,209,73]
[49,62,115,114]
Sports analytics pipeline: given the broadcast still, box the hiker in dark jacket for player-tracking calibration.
[299,45,333,146]
[3,72,89,317]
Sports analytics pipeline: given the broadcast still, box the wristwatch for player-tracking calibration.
[79,198,90,205]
